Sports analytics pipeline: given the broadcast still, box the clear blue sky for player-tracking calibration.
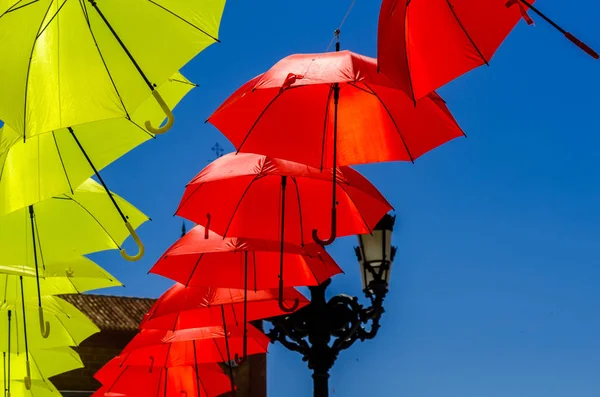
[89,1,600,395]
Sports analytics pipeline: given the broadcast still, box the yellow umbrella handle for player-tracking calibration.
[38,308,50,338]
[120,222,145,262]
[144,90,174,134]
[24,360,32,390]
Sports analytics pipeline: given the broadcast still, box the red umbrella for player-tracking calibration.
[206,51,456,246]
[177,152,392,245]
[139,283,309,331]
[207,51,463,169]
[175,152,391,311]
[150,225,343,289]
[119,325,269,367]
[378,0,599,103]
[139,282,307,365]
[96,358,232,397]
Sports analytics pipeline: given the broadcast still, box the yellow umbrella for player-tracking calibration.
[0,178,146,336]
[0,73,195,258]
[0,257,122,299]
[1,298,98,392]
[0,298,99,352]
[4,379,62,397]
[1,347,83,391]
[0,1,224,137]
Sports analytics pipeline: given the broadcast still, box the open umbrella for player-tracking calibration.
[1,294,98,390]
[150,225,343,290]
[0,178,147,336]
[176,152,391,311]
[206,51,457,245]
[0,297,99,352]
[377,0,599,102]
[96,359,232,397]
[0,1,225,137]
[1,347,83,391]
[139,282,307,366]
[0,256,122,297]
[140,284,308,332]
[119,324,269,367]
[0,72,193,259]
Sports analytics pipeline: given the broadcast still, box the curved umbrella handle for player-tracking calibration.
[144,90,174,134]
[120,222,145,262]
[38,307,50,338]
[278,282,300,313]
[312,208,337,246]
[24,360,32,390]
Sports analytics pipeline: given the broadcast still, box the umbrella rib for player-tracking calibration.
[363,82,415,163]
[445,0,489,65]
[290,177,305,247]
[147,0,220,43]
[185,253,205,286]
[52,131,75,195]
[236,91,283,154]
[21,0,55,141]
[222,174,261,238]
[402,1,417,103]
[79,0,131,119]
[337,183,374,235]
[1,0,40,17]
[51,196,121,248]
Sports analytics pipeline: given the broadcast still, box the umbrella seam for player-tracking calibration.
[445,0,489,65]
[147,0,220,43]
[79,0,131,119]
[363,82,415,163]
[21,0,55,141]
[51,131,75,195]
[51,196,122,248]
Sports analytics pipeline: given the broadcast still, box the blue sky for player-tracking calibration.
[89,1,600,395]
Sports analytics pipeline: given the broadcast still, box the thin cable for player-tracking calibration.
[325,0,358,51]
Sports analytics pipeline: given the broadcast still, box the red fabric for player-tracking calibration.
[175,153,393,244]
[96,360,231,397]
[207,51,464,168]
[378,0,534,101]
[150,225,343,289]
[114,325,269,366]
[139,283,309,330]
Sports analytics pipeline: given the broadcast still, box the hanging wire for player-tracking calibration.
[325,0,358,51]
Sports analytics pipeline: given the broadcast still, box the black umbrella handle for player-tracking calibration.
[516,0,598,59]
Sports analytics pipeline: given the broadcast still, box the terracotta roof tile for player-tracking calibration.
[60,294,155,332]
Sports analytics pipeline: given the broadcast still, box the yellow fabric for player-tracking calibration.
[3,379,61,397]
[0,72,195,216]
[0,347,83,380]
[0,0,224,137]
[0,258,122,301]
[0,296,99,352]
[0,178,148,274]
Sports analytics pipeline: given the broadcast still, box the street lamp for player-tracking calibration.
[266,213,397,397]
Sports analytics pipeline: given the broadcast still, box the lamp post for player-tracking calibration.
[266,213,397,397]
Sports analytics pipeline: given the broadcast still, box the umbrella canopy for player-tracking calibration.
[118,324,270,366]
[0,347,83,382]
[140,283,308,331]
[377,0,598,102]
[0,297,99,352]
[0,1,225,137]
[2,379,62,397]
[207,50,464,169]
[96,360,232,397]
[0,259,121,303]
[0,72,195,218]
[176,153,392,244]
[150,225,343,289]
[0,178,148,272]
